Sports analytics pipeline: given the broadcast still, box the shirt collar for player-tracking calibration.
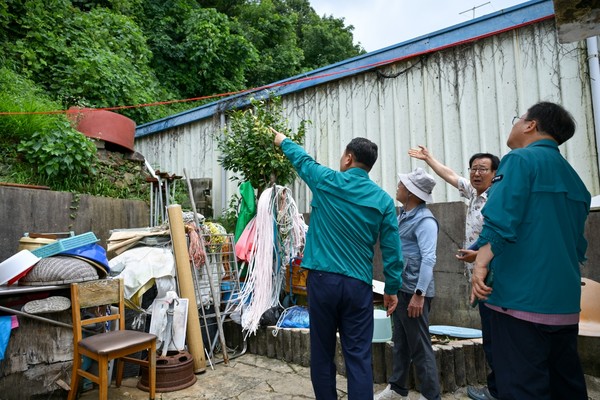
[526,138,559,150]
[344,167,370,178]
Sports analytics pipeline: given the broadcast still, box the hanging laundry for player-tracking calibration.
[234,181,257,242]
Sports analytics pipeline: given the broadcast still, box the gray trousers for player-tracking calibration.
[389,291,441,400]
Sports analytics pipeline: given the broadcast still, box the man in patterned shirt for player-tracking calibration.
[408,146,500,400]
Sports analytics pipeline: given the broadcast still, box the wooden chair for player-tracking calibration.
[68,279,156,400]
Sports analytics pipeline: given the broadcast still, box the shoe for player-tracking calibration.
[22,296,71,314]
[467,386,498,400]
[374,385,408,400]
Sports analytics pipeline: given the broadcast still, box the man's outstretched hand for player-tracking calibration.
[268,127,287,147]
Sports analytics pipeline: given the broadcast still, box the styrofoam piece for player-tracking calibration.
[0,250,40,285]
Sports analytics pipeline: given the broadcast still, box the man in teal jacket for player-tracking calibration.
[270,127,403,400]
[471,102,590,400]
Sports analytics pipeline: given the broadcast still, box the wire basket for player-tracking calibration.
[31,232,99,258]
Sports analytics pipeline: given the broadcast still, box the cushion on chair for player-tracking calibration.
[79,330,157,355]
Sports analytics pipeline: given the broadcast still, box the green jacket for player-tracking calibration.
[478,139,590,314]
[281,138,403,294]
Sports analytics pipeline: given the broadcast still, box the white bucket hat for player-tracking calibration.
[398,167,436,203]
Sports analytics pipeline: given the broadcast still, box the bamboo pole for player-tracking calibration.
[167,204,206,373]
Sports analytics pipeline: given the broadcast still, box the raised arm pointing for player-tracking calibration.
[408,145,460,188]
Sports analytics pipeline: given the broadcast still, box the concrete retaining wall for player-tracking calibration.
[0,185,148,262]
[237,325,487,393]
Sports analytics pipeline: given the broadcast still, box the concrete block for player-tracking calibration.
[248,329,258,354]
[334,334,346,376]
[274,328,284,360]
[372,343,387,383]
[384,342,394,382]
[438,344,457,393]
[472,339,487,383]
[266,327,277,358]
[300,329,311,367]
[291,329,303,365]
[452,342,467,387]
[256,327,267,356]
[282,329,293,362]
[432,345,441,391]
[459,340,478,385]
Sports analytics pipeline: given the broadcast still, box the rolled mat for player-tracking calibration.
[167,204,206,372]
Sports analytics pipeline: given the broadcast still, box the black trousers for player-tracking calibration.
[479,302,497,396]
[306,270,374,400]
[490,308,587,400]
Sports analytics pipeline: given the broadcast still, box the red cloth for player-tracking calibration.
[235,217,256,262]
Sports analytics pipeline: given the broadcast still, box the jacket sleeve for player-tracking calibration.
[380,201,403,294]
[414,217,437,293]
[478,152,531,256]
[281,138,330,189]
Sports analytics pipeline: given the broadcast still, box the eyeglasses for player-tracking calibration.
[468,168,490,174]
[512,116,529,125]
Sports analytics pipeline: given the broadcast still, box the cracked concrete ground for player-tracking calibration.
[78,353,600,399]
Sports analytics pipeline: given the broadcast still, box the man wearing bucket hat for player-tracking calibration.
[375,167,441,400]
[408,146,500,400]
[269,127,403,400]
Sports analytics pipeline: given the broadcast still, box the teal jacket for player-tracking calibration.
[281,139,403,294]
[478,139,590,314]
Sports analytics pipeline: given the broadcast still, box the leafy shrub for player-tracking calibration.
[17,119,97,181]
[217,96,308,193]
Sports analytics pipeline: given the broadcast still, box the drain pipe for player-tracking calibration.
[587,36,600,188]
[220,112,227,216]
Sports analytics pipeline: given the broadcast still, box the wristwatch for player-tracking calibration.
[415,289,423,296]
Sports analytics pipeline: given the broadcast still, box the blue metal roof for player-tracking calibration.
[136,0,554,138]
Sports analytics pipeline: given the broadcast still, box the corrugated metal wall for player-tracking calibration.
[136,19,599,216]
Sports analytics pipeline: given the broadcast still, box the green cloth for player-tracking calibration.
[234,181,257,241]
[281,138,403,295]
[478,139,590,314]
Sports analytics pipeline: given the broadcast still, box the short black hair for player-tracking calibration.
[345,137,378,170]
[526,102,576,145]
[469,153,500,171]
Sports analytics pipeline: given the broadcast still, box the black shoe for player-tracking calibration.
[467,386,498,400]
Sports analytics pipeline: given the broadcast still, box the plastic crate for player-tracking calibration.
[31,232,99,258]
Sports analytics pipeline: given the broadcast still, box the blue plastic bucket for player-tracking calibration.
[372,309,392,343]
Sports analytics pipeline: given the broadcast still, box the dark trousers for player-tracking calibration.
[306,270,374,400]
[490,309,588,400]
[389,291,440,400]
[478,302,497,396]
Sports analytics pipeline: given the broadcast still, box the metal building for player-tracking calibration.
[135,0,600,216]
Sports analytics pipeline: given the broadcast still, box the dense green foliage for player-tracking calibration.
[217,97,307,193]
[0,0,362,198]
[0,0,364,125]
[0,67,148,200]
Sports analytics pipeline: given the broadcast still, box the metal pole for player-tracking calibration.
[184,168,229,365]
[0,305,95,334]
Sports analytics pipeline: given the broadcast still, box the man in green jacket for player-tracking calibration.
[471,102,590,400]
[270,127,403,400]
